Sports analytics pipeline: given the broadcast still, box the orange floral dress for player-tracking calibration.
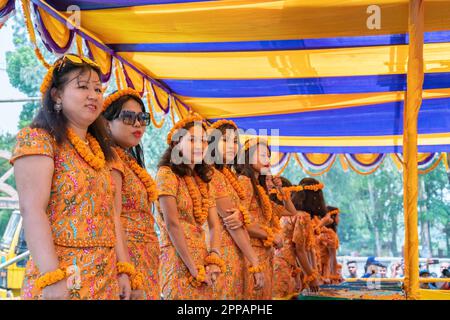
[238,175,278,300]
[209,168,245,300]
[272,211,318,292]
[318,226,339,280]
[11,127,119,300]
[111,150,160,300]
[311,216,324,281]
[155,166,215,300]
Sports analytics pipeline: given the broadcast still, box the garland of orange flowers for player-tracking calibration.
[209,119,238,130]
[35,268,67,290]
[183,175,209,225]
[103,88,141,112]
[166,114,205,145]
[221,167,251,226]
[189,265,207,287]
[303,183,325,192]
[248,264,265,273]
[261,225,274,247]
[114,147,157,203]
[256,185,273,222]
[67,128,105,170]
[271,212,282,234]
[204,252,226,273]
[291,266,302,277]
[239,205,252,225]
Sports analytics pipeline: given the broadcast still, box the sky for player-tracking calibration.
[0,21,26,135]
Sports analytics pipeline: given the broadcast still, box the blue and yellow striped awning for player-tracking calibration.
[5,0,450,153]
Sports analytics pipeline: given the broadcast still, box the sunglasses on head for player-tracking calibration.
[57,54,100,72]
[117,110,151,126]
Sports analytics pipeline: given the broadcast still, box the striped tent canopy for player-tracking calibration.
[2,0,450,173]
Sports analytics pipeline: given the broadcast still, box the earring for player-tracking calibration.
[54,101,62,113]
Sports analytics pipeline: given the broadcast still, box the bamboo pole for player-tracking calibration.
[403,0,424,300]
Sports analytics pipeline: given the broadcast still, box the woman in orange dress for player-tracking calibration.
[207,120,265,299]
[103,89,160,299]
[294,177,334,286]
[236,138,296,299]
[318,206,342,284]
[155,115,223,300]
[269,177,322,297]
[11,54,130,300]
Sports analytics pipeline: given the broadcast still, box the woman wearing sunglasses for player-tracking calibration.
[103,89,160,300]
[10,54,129,299]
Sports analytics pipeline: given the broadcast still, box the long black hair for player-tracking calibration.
[291,177,327,219]
[158,120,212,183]
[103,93,146,168]
[235,140,271,208]
[207,123,240,171]
[31,55,114,161]
[326,205,339,232]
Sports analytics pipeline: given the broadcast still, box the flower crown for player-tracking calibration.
[268,183,325,195]
[328,208,340,216]
[209,119,238,130]
[166,114,206,145]
[103,88,141,112]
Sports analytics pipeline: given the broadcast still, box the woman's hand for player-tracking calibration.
[206,264,221,285]
[273,176,283,189]
[308,278,320,293]
[273,233,284,249]
[321,213,333,226]
[118,273,131,300]
[253,272,265,291]
[223,208,244,230]
[42,279,70,300]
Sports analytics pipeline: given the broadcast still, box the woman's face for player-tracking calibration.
[265,175,275,190]
[178,123,208,165]
[217,129,238,164]
[109,99,145,149]
[55,68,103,130]
[251,144,271,175]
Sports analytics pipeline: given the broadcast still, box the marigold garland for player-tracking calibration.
[103,88,141,112]
[221,167,251,226]
[131,271,145,290]
[204,253,226,273]
[114,147,157,203]
[248,264,265,273]
[189,265,207,287]
[256,185,273,223]
[209,119,238,130]
[261,225,274,247]
[35,268,67,290]
[183,175,209,225]
[239,205,252,226]
[166,114,206,145]
[67,128,105,170]
[40,65,57,96]
[303,183,325,192]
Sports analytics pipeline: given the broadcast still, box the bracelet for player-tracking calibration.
[117,261,136,278]
[248,264,265,273]
[205,252,226,273]
[261,225,274,247]
[35,268,67,290]
[189,265,206,287]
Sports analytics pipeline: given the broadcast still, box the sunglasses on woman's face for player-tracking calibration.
[117,110,151,126]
